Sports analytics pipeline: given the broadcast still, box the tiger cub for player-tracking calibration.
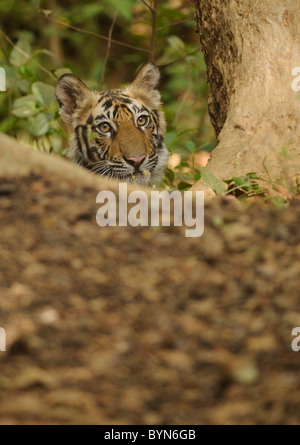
[55,63,168,186]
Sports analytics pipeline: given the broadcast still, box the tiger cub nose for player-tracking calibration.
[125,154,146,168]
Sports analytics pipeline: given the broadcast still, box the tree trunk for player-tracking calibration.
[191,0,300,197]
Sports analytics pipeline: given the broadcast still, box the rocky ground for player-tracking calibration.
[0,133,299,425]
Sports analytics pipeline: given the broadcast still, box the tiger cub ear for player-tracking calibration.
[131,63,160,91]
[130,63,161,107]
[55,74,90,124]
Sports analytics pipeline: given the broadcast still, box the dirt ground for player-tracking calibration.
[0,134,299,425]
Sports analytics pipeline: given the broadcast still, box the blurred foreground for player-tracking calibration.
[0,134,299,425]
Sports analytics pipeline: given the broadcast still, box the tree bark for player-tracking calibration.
[191,0,300,197]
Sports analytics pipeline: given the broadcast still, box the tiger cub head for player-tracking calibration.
[55,63,168,186]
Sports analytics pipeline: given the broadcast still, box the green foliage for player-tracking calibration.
[203,170,299,207]
[223,172,266,198]
[0,30,65,153]
[200,168,227,196]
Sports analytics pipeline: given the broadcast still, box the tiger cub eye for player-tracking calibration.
[137,115,149,127]
[99,122,111,133]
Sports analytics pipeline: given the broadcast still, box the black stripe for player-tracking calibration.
[119,97,133,104]
[120,104,133,114]
[103,99,113,110]
[86,114,93,125]
[150,111,158,126]
[95,114,107,121]
[80,125,90,159]
[113,104,119,118]
[75,126,83,154]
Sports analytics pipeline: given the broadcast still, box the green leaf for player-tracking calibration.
[32,82,55,107]
[231,177,251,188]
[199,142,210,150]
[178,181,191,191]
[10,35,31,67]
[54,67,72,79]
[177,128,198,137]
[272,196,286,209]
[49,133,63,154]
[35,48,61,65]
[167,36,185,54]
[246,172,261,180]
[12,95,39,118]
[200,167,227,196]
[117,0,135,20]
[30,112,52,136]
[19,65,35,79]
[175,162,189,169]
[16,79,30,94]
[223,178,234,185]
[185,140,195,152]
[70,3,104,22]
[164,167,175,184]
[165,132,177,146]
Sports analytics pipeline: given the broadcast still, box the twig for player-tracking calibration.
[157,46,201,68]
[48,0,64,63]
[100,0,119,88]
[40,13,150,54]
[0,28,57,81]
[149,0,159,62]
[174,88,191,124]
[157,20,194,31]
[0,36,10,63]
[140,0,154,13]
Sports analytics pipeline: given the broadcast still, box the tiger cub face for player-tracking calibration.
[55,63,168,186]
